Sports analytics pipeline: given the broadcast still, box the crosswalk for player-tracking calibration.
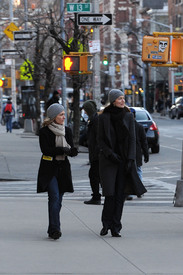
[0,178,176,206]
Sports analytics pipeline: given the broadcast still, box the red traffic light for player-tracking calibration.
[0,79,4,87]
[63,55,80,72]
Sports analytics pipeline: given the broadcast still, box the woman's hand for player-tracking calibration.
[70,147,78,157]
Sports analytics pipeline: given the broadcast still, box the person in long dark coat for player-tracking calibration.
[46,90,60,110]
[126,108,149,200]
[130,107,149,181]
[98,89,147,237]
[82,100,101,205]
[37,103,78,240]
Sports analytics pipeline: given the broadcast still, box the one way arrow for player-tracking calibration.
[77,13,112,26]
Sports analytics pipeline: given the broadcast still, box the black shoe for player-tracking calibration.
[111,230,121,237]
[49,231,62,240]
[100,227,108,236]
[84,198,101,205]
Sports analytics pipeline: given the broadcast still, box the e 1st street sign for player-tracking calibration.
[77,13,112,26]
[67,3,91,13]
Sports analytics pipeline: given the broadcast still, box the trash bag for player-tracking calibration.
[12,121,21,129]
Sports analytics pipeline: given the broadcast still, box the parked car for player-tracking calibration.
[169,96,183,119]
[132,107,160,154]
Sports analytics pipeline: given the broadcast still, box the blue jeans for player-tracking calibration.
[47,176,63,234]
[5,115,13,133]
[137,166,143,181]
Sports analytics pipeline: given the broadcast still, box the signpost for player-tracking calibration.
[14,30,33,41]
[67,3,91,13]
[77,13,112,26]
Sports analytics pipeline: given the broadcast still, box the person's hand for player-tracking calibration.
[126,159,134,173]
[70,147,78,157]
[144,155,149,163]
[109,153,121,164]
[62,147,71,156]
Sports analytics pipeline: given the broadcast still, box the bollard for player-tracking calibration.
[174,141,183,207]
[24,119,33,133]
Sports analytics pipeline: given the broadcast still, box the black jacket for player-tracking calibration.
[135,121,149,167]
[87,113,100,163]
[46,96,59,110]
[37,126,74,193]
[98,108,146,197]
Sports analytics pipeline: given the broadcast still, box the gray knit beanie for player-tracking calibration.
[108,89,124,104]
[82,100,97,118]
[47,103,64,119]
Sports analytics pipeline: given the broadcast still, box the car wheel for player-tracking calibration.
[151,144,160,154]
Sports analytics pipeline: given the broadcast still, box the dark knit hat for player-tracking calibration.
[108,89,124,104]
[47,103,64,119]
[82,100,97,118]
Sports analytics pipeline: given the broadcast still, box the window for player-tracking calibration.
[136,111,150,121]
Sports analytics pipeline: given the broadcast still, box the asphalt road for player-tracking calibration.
[144,117,183,186]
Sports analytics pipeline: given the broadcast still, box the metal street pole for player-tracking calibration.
[60,0,67,124]
[92,0,101,108]
[142,63,146,109]
[9,0,17,116]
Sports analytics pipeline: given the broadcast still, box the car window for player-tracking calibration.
[136,111,150,121]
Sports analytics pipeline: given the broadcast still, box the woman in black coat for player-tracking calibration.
[98,89,146,237]
[37,103,78,240]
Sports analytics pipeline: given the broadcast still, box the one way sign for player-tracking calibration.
[77,13,112,26]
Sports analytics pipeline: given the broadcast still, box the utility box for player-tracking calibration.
[142,36,170,63]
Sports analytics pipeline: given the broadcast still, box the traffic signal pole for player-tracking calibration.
[92,0,101,108]
[9,0,17,116]
[60,0,67,125]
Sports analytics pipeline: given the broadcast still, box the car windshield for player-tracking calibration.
[136,111,150,121]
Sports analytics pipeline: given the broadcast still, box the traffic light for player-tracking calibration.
[63,53,93,74]
[171,37,183,64]
[0,79,4,87]
[63,56,80,72]
[142,36,170,63]
[103,55,108,65]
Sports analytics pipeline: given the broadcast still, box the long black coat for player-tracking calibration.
[135,121,149,167]
[37,126,74,193]
[98,110,147,197]
[87,113,100,163]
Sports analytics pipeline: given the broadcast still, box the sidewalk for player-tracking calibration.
[0,124,183,275]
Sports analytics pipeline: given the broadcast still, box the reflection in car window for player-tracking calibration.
[136,111,150,121]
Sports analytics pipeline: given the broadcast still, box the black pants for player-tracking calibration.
[101,161,126,232]
[89,160,101,200]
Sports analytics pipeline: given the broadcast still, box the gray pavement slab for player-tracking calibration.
[0,198,183,274]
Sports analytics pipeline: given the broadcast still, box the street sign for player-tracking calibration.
[67,3,91,13]
[1,49,23,56]
[14,30,33,41]
[174,72,183,76]
[89,40,101,53]
[77,13,112,26]
[20,59,34,80]
[3,22,19,40]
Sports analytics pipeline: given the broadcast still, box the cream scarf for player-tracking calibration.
[48,122,70,160]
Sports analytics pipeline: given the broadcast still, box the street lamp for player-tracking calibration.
[136,18,174,106]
